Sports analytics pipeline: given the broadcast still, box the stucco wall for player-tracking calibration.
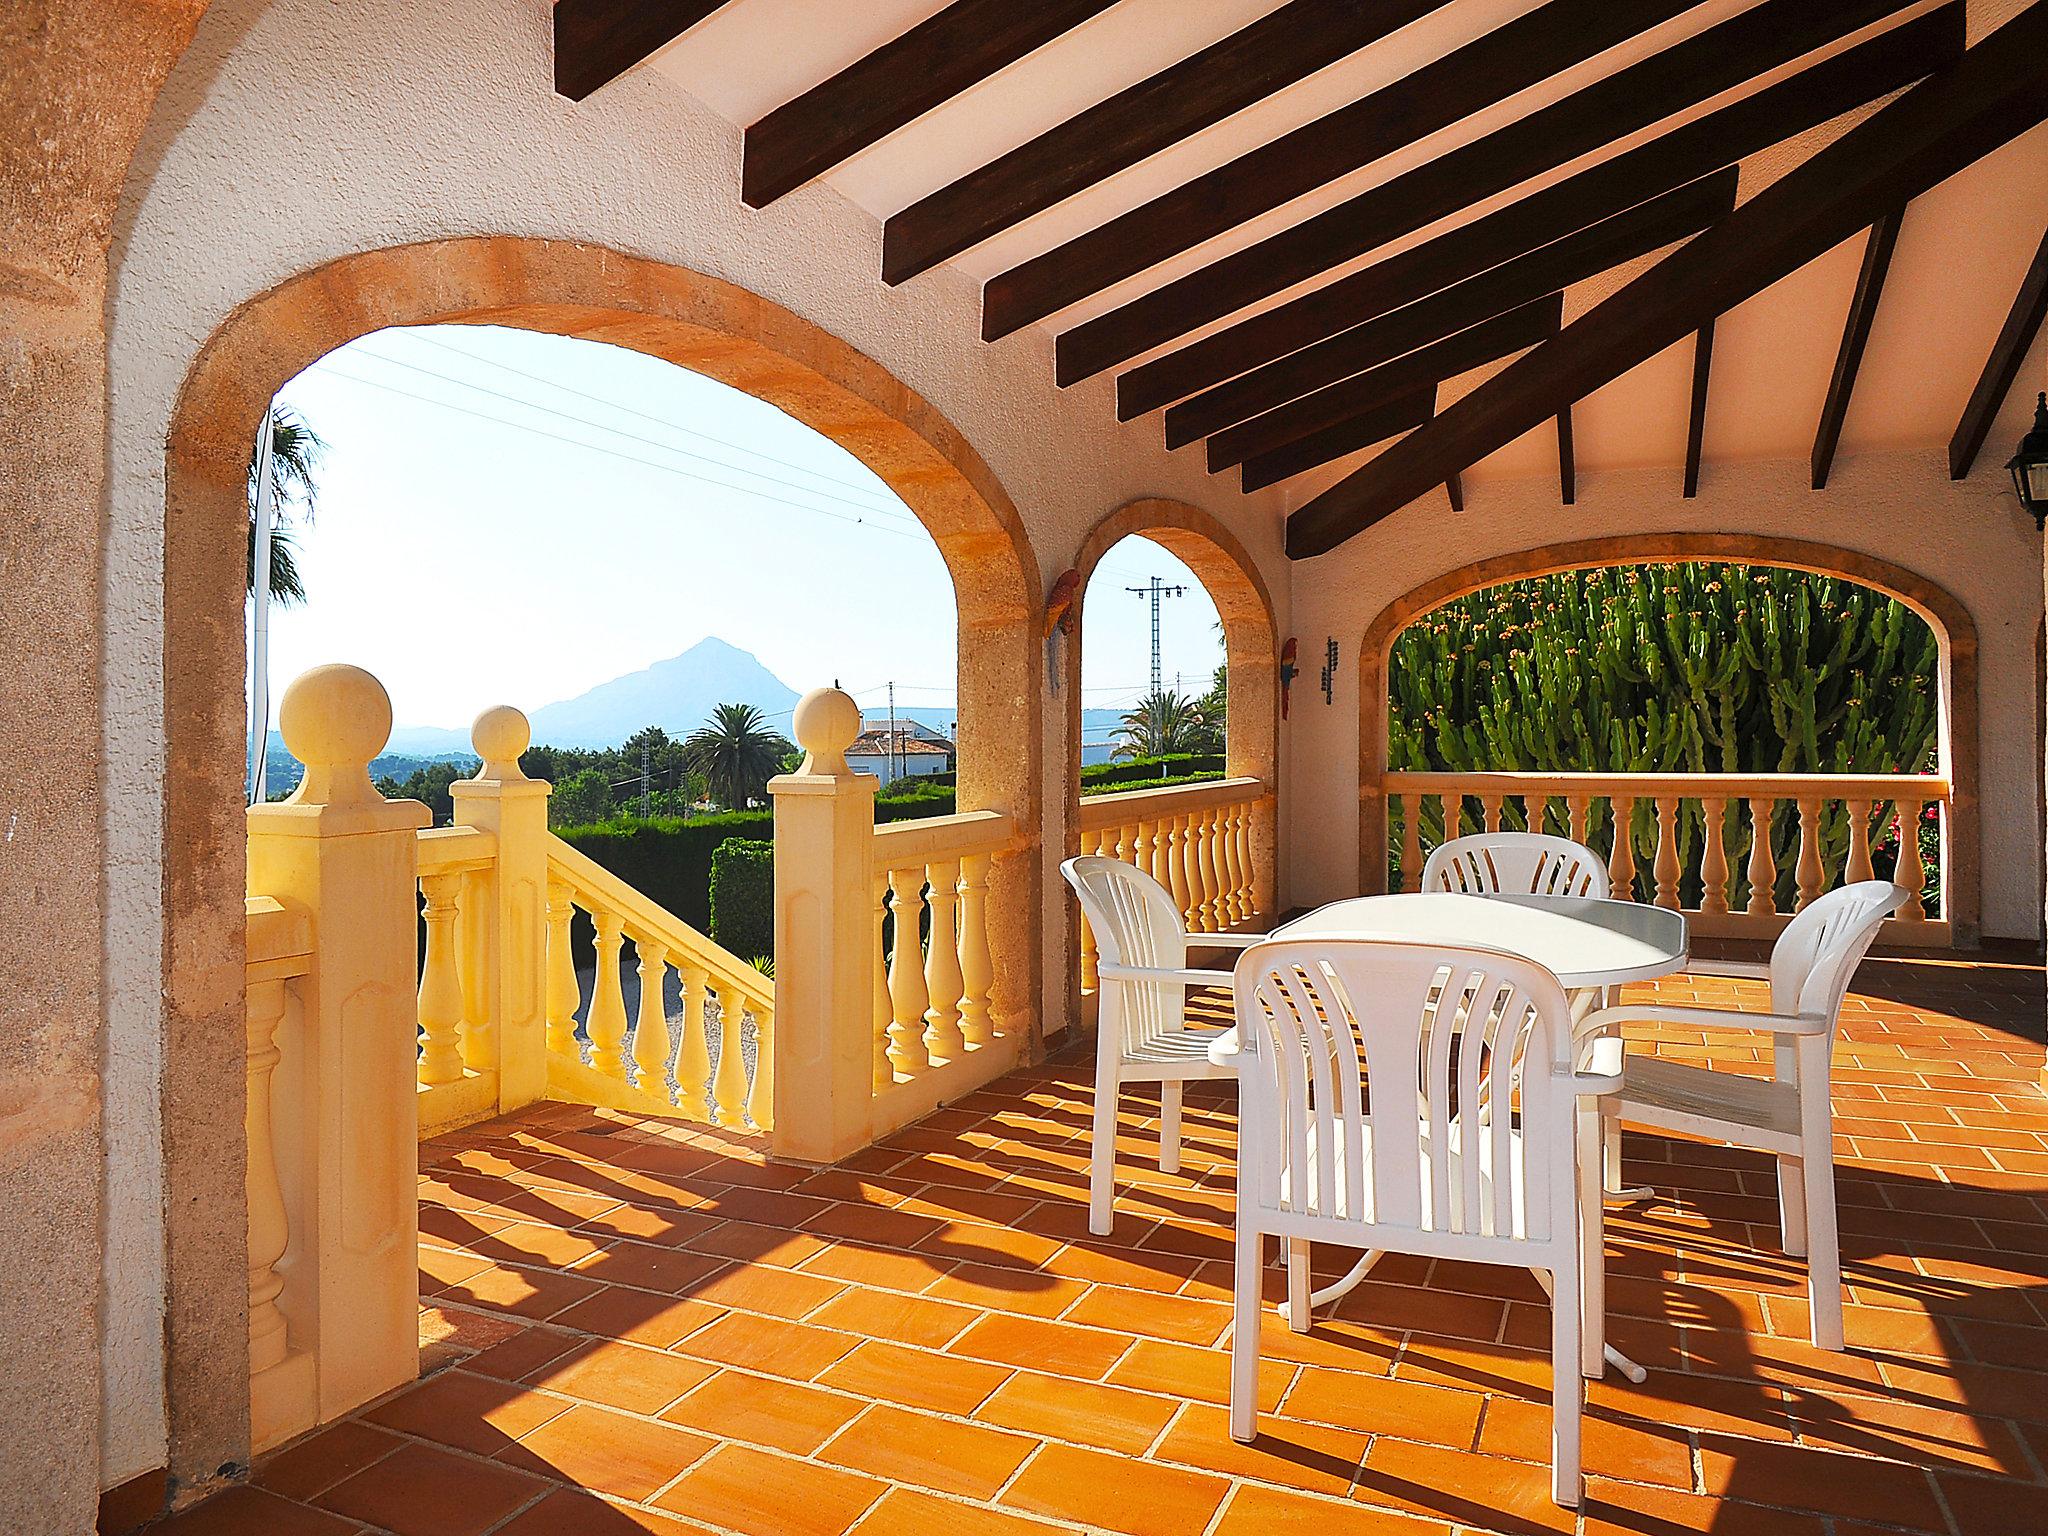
[106,0,1290,1486]
[1284,451,2044,941]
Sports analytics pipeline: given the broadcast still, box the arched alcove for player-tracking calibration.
[157,235,1044,1463]
[1355,533,1979,939]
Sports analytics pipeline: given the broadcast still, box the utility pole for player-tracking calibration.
[1126,576,1188,693]
[887,681,899,786]
[640,737,651,817]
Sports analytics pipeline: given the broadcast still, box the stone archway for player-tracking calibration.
[1054,499,1282,1030]
[158,235,1043,1477]
[1355,533,1980,940]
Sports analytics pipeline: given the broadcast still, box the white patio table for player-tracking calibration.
[1247,890,1691,1383]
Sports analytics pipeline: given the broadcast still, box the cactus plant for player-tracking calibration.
[1385,563,1940,910]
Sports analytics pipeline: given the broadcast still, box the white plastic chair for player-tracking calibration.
[1421,831,1611,899]
[1578,880,1906,1352]
[1212,936,1616,1507]
[1062,855,1269,1236]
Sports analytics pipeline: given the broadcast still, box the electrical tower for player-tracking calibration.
[1125,576,1188,693]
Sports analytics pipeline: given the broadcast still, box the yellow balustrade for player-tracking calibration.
[1074,777,1273,992]
[1378,770,1952,945]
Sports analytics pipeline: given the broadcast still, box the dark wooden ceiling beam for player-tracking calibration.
[1207,296,1560,472]
[1116,11,1953,420]
[881,0,1448,284]
[1164,173,1731,448]
[1052,0,1925,381]
[980,0,1709,341]
[553,0,734,101]
[742,0,1121,208]
[1241,391,1436,495]
[1684,320,1715,499]
[1949,225,2048,478]
[1811,210,1904,490]
[1285,4,2048,559]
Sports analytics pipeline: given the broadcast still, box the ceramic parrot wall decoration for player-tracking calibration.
[1044,567,1082,692]
[1279,637,1299,720]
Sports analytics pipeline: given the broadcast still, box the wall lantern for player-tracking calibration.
[2008,391,2048,531]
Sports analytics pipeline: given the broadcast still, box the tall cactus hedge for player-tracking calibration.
[1386,563,1941,909]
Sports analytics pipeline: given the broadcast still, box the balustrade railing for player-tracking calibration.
[542,837,775,1131]
[1076,777,1272,991]
[413,825,500,1133]
[870,809,1020,1133]
[1376,770,1950,944]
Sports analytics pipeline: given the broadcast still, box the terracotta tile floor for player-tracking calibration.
[165,954,2046,1536]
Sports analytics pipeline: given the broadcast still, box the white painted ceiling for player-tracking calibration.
[638,0,2048,506]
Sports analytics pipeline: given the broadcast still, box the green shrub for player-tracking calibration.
[555,810,772,934]
[710,838,775,961]
[1081,754,1225,793]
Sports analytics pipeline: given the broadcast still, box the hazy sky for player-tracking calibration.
[263,325,1223,745]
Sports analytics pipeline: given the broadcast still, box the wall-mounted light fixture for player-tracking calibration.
[2007,391,2048,531]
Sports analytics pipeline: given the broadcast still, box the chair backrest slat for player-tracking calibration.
[1063,855,1190,1058]
[1232,938,1576,1259]
[1422,833,1610,900]
[1769,880,1908,1028]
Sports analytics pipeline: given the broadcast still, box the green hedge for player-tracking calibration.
[1081,754,1225,792]
[709,838,774,961]
[555,810,772,933]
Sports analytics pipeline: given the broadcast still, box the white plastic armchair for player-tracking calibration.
[1211,936,1612,1506]
[1576,880,1907,1352]
[1421,832,1611,899]
[1063,855,1268,1236]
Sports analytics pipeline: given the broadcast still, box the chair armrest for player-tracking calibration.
[1576,1002,1829,1037]
[1189,932,1269,948]
[1097,962,1237,987]
[1571,1068,1625,1095]
[1681,958,1772,981]
[1205,1027,1245,1067]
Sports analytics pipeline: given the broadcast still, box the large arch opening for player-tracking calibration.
[1357,534,1979,942]
[157,236,1043,1468]
[1060,500,1280,1020]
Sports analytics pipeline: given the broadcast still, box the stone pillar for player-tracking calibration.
[245,666,428,1423]
[450,706,552,1115]
[768,688,879,1163]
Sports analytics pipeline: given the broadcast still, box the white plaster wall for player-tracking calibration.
[104,0,1291,1484]
[1284,451,2045,941]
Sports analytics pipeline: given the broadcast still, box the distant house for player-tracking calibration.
[848,716,955,786]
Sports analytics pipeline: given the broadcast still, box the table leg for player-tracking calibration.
[1276,1248,1382,1326]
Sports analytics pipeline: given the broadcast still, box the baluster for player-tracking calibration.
[1187,811,1212,933]
[586,907,630,1080]
[1608,796,1637,900]
[1220,802,1247,925]
[1845,797,1875,883]
[958,853,995,1047]
[545,878,579,1057]
[245,976,293,1375]
[711,984,748,1129]
[457,866,493,1074]
[1143,818,1167,889]
[1227,801,1251,921]
[1652,796,1681,910]
[1077,829,1100,992]
[923,855,966,1062]
[631,938,670,1097]
[887,869,931,1076]
[1794,796,1824,912]
[1398,793,1421,893]
[1483,793,1503,834]
[1442,791,1462,845]
[416,871,465,1086]
[1131,819,1153,883]
[675,962,712,1119]
[1746,798,1780,917]
[1567,794,1590,847]
[1700,795,1731,915]
[1182,809,1208,930]
[872,869,896,1087]
[1166,814,1194,926]
[1894,798,1928,920]
[747,1001,774,1127]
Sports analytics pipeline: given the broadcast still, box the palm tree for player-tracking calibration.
[1112,689,1206,760]
[683,704,795,810]
[247,405,326,604]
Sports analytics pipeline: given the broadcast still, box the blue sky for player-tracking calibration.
[265,325,1223,745]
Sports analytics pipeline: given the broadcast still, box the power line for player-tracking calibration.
[315,365,937,543]
[401,329,898,504]
[342,344,927,528]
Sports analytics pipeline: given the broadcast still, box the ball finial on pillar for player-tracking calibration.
[277,664,394,806]
[792,686,862,776]
[470,705,532,781]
